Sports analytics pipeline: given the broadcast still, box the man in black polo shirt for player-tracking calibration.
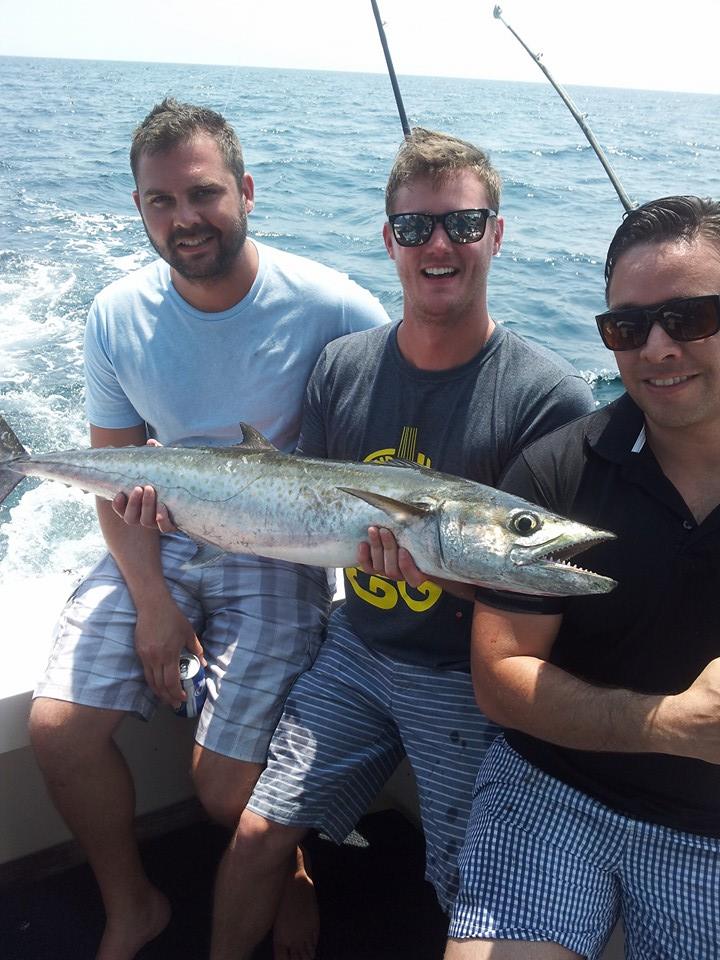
[443,195,720,959]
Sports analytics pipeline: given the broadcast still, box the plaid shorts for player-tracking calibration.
[34,534,332,763]
[450,736,720,959]
[247,606,500,914]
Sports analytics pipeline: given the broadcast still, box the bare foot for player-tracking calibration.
[96,885,171,960]
[272,860,319,960]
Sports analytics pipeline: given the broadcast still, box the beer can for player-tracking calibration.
[175,652,207,718]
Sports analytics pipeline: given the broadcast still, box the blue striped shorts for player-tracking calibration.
[247,606,500,914]
[34,534,332,763]
[450,736,720,959]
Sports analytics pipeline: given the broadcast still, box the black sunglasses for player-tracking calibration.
[595,294,720,352]
[388,208,497,247]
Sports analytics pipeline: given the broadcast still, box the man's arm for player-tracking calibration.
[471,601,720,764]
[92,424,203,708]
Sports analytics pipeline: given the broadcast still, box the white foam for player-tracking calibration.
[1,571,78,699]
[106,251,149,272]
[1,484,103,581]
[581,368,621,388]
[0,262,77,331]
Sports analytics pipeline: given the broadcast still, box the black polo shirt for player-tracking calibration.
[475,393,720,836]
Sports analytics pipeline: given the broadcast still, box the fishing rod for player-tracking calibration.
[493,5,636,213]
[370,0,411,138]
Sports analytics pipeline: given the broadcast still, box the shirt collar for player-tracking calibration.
[586,392,648,465]
[631,424,646,453]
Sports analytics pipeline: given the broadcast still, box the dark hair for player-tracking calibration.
[605,195,720,301]
[130,98,245,188]
[385,127,501,215]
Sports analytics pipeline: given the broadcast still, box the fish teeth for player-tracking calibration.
[554,559,592,573]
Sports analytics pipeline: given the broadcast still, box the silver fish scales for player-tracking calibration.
[0,417,616,596]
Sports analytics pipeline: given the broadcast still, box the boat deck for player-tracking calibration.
[3,809,447,959]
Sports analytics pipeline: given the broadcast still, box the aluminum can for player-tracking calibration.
[175,652,207,718]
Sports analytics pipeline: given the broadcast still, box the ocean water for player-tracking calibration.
[1,55,719,586]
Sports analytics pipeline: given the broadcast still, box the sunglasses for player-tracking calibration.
[595,294,720,352]
[388,208,497,247]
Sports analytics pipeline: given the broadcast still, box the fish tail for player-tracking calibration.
[0,415,28,504]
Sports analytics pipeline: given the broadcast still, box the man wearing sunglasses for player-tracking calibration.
[174,127,596,960]
[445,195,720,959]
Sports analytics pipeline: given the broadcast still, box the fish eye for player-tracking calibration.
[508,510,541,536]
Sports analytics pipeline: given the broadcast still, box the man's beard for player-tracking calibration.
[146,212,248,283]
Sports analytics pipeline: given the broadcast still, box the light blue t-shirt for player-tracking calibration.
[84,240,389,451]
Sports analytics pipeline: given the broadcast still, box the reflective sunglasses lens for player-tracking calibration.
[597,296,720,351]
[598,314,650,351]
[663,298,719,341]
[445,210,488,243]
[391,214,432,246]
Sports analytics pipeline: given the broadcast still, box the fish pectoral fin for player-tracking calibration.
[237,423,278,451]
[182,541,228,569]
[338,487,433,522]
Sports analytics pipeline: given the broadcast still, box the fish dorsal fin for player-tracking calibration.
[338,487,433,522]
[382,457,427,471]
[171,424,278,451]
[237,423,278,452]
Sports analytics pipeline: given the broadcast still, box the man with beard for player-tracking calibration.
[28,99,388,960]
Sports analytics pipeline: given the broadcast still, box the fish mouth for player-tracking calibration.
[510,530,617,589]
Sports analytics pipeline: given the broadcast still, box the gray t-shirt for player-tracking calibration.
[298,321,594,669]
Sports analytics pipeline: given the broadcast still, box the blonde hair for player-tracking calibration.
[385,127,501,215]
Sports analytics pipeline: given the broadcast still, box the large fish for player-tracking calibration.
[0,416,616,596]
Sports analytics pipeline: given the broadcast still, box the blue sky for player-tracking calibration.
[0,0,717,95]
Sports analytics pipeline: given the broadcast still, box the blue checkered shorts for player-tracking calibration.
[247,606,501,914]
[34,534,332,763]
[450,736,720,959]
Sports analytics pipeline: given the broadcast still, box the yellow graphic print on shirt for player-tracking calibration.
[345,426,443,613]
